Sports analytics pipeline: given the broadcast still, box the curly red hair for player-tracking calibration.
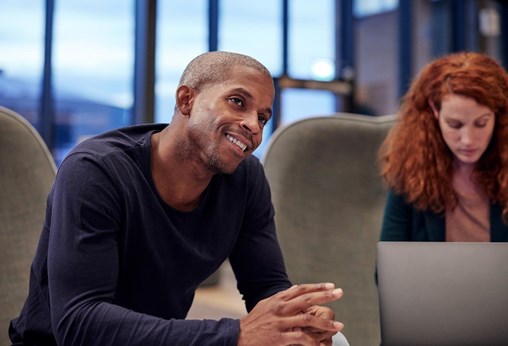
[378,52,508,220]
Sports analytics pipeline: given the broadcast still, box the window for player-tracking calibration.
[155,1,207,123]
[219,1,282,75]
[52,0,134,164]
[0,0,45,127]
[281,0,337,126]
[354,0,398,18]
[289,0,335,80]
[281,89,336,126]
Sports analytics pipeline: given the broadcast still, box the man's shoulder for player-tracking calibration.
[233,155,265,178]
[221,155,269,196]
[67,123,166,160]
[238,155,264,170]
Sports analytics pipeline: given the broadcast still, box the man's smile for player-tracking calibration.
[226,133,248,152]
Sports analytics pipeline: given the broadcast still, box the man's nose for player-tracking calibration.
[240,111,261,134]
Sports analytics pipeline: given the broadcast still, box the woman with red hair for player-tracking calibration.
[379,51,508,242]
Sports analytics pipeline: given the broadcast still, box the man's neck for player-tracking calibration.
[150,130,212,212]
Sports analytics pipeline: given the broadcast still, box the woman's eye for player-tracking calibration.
[447,121,462,129]
[475,120,488,128]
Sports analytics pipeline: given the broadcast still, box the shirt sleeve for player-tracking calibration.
[47,153,239,346]
[379,189,414,241]
[228,158,292,312]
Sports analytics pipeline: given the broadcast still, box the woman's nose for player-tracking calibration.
[460,126,474,145]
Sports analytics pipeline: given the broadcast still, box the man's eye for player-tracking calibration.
[258,115,269,126]
[230,97,243,107]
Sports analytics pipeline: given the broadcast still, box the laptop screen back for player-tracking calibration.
[377,242,508,346]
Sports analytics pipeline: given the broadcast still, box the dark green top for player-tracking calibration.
[380,190,508,242]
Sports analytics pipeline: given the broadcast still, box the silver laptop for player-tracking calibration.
[377,242,508,346]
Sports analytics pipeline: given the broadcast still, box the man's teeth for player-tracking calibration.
[226,134,247,152]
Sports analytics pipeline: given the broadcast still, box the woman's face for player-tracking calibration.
[434,94,495,167]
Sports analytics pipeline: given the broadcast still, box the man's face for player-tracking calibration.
[186,65,274,174]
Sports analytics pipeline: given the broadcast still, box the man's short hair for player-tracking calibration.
[178,51,272,91]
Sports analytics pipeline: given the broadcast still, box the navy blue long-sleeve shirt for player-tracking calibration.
[10,124,292,346]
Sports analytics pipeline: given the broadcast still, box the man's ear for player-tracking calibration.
[428,100,439,118]
[176,85,194,115]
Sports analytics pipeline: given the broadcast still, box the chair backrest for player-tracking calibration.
[0,106,56,345]
[262,113,396,346]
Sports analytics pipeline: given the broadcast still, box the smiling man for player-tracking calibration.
[10,51,346,346]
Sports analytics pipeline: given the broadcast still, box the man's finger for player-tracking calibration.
[289,312,344,332]
[281,288,343,316]
[281,283,336,301]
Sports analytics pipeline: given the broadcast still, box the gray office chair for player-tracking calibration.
[262,113,396,346]
[0,106,56,345]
